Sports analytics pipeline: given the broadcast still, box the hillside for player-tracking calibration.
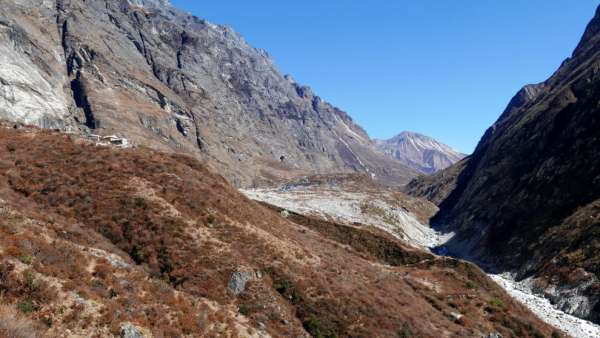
[0,0,416,187]
[376,132,465,174]
[0,123,561,337]
[407,5,600,325]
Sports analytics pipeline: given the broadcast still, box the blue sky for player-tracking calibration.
[171,0,598,153]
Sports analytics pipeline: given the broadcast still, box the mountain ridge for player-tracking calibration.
[0,0,417,187]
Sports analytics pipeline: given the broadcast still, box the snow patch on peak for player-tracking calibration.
[128,0,171,8]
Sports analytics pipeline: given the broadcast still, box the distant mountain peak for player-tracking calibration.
[376,131,465,174]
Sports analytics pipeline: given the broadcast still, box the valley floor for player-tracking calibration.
[242,188,448,248]
[243,186,600,338]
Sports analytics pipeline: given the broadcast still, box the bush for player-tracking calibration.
[133,197,146,208]
[488,297,505,309]
[16,301,35,315]
[397,322,415,338]
[20,270,57,310]
[18,255,32,265]
[93,260,113,280]
[207,214,216,225]
[303,314,337,338]
[238,304,250,316]
[0,304,41,338]
[465,281,478,289]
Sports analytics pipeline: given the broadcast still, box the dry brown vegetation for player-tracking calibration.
[0,304,43,338]
[262,203,432,267]
[0,124,563,337]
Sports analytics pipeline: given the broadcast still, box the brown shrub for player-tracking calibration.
[93,260,113,280]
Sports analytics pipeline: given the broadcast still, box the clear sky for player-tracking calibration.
[171,0,598,153]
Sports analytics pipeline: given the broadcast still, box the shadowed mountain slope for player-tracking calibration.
[407,5,600,324]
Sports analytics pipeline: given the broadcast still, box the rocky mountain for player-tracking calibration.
[0,123,559,337]
[407,5,600,325]
[0,0,417,188]
[375,131,465,174]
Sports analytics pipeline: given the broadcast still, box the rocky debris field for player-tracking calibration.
[489,274,600,338]
[242,187,449,248]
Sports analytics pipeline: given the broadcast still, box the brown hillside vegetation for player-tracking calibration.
[0,124,561,337]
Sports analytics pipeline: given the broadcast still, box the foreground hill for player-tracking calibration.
[0,0,416,187]
[0,123,558,337]
[376,132,465,174]
[407,5,600,325]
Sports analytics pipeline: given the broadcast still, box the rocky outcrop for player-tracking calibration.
[228,269,261,295]
[0,2,72,129]
[375,131,465,174]
[411,5,600,324]
[0,0,415,187]
[120,323,145,338]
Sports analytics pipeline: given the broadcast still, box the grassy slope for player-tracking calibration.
[0,124,560,337]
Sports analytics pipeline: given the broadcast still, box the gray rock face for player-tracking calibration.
[228,269,258,295]
[120,323,144,338]
[0,1,72,128]
[483,333,503,338]
[375,131,465,174]
[531,270,599,320]
[0,0,416,187]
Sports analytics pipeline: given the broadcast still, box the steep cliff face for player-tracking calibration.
[376,131,465,174]
[0,0,415,187]
[0,1,72,128]
[410,5,600,323]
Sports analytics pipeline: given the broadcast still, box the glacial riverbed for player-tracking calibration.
[243,187,600,338]
[489,274,600,338]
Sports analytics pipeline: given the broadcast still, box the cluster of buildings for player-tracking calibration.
[87,134,131,148]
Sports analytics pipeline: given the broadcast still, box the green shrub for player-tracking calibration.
[303,314,337,338]
[207,214,216,225]
[238,304,250,316]
[488,297,505,309]
[18,255,32,265]
[134,197,146,208]
[465,281,478,289]
[273,277,301,303]
[397,322,416,338]
[16,301,35,315]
